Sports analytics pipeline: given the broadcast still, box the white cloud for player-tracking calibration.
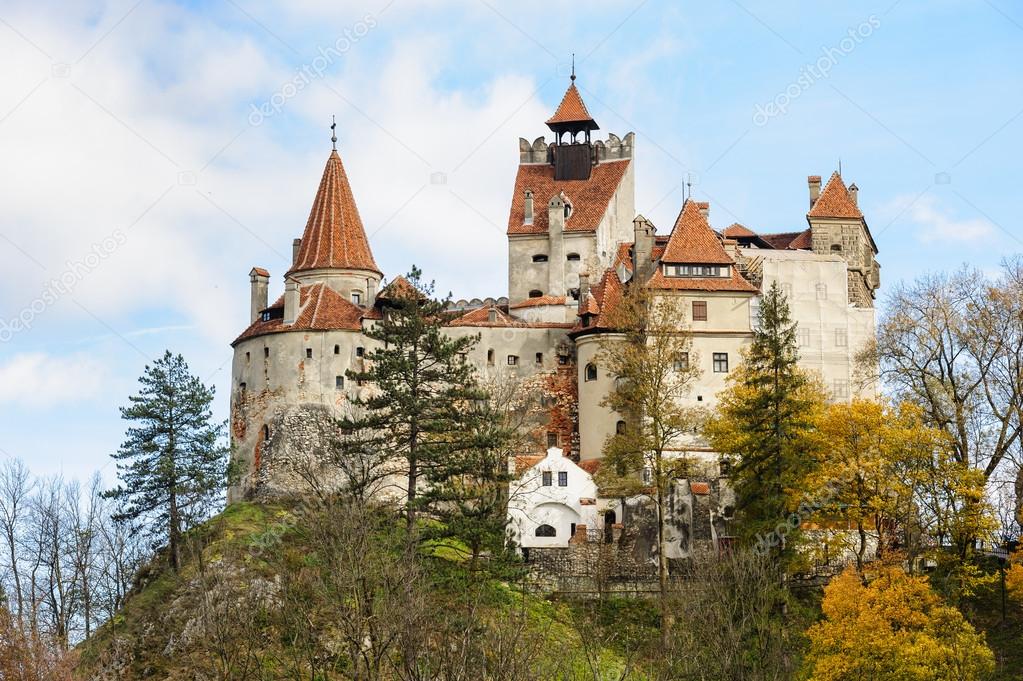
[0,353,107,407]
[888,195,996,246]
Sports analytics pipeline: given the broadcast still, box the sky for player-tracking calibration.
[1,0,1022,483]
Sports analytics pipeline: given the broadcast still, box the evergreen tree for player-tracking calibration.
[342,267,500,532]
[104,351,230,571]
[705,282,825,560]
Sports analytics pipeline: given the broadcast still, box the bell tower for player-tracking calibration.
[545,62,599,181]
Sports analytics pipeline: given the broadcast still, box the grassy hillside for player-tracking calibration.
[75,502,644,681]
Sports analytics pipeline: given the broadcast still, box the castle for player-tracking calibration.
[229,76,879,556]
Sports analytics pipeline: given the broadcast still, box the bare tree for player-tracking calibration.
[0,459,34,624]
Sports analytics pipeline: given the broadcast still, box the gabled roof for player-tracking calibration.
[447,305,525,328]
[787,228,813,250]
[546,83,598,129]
[376,275,423,302]
[722,223,757,238]
[646,266,758,293]
[507,159,630,235]
[289,150,381,276]
[574,268,625,333]
[759,231,804,249]
[233,282,372,345]
[808,171,863,219]
[660,200,735,265]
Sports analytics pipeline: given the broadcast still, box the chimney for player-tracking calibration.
[547,193,565,235]
[808,175,822,208]
[283,277,299,325]
[632,215,655,282]
[292,238,302,265]
[366,278,377,306]
[249,267,269,323]
[569,523,589,545]
[524,190,534,225]
[579,272,590,301]
[488,307,498,323]
[848,183,859,206]
[697,202,710,220]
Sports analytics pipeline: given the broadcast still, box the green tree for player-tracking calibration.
[104,351,230,571]
[342,267,497,532]
[705,282,825,561]
[595,285,703,642]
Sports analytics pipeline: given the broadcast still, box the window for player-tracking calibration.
[566,253,581,261]
[547,432,559,448]
[239,382,246,395]
[245,351,250,363]
[780,282,793,298]
[487,349,495,365]
[558,471,568,487]
[356,346,365,358]
[351,292,362,305]
[535,524,556,537]
[713,352,729,373]
[535,352,544,365]
[797,328,810,347]
[833,379,849,399]
[507,355,519,366]
[264,347,270,358]
[673,353,689,372]
[528,289,543,298]
[584,363,597,381]
[692,301,708,322]
[642,467,652,485]
[719,458,733,476]
[558,353,569,366]
[334,344,340,355]
[831,244,842,252]
[335,376,344,389]
[541,471,552,486]
[816,283,828,300]
[835,328,848,347]
[261,424,270,440]
[616,420,627,435]
[306,348,313,359]
[532,254,548,263]
[568,288,580,300]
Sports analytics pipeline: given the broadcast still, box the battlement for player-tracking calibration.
[518,132,635,165]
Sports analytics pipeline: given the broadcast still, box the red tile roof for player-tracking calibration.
[509,295,567,309]
[808,172,863,219]
[507,159,630,235]
[289,150,381,276]
[722,223,756,238]
[578,291,599,316]
[578,459,602,474]
[232,282,368,345]
[660,200,735,265]
[250,267,270,277]
[447,305,525,328]
[514,455,545,475]
[546,83,597,127]
[376,275,422,302]
[690,481,710,495]
[759,231,803,249]
[788,228,813,250]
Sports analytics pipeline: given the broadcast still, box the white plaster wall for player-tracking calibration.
[507,447,602,548]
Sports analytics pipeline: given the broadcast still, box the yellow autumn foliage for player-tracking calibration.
[804,566,994,680]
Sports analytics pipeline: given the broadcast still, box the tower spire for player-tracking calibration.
[571,53,576,82]
[330,115,337,151]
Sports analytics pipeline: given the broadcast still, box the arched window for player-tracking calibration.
[566,253,581,261]
[532,254,548,263]
[528,290,543,298]
[584,363,597,382]
[616,420,627,435]
[535,524,556,537]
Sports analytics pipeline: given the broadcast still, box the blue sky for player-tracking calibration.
[1,0,1022,482]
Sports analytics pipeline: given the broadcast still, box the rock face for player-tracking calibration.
[255,403,341,500]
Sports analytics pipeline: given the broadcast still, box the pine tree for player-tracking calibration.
[342,267,499,532]
[706,282,825,560]
[104,351,230,571]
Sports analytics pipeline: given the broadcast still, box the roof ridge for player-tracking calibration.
[660,200,734,265]
[808,171,863,219]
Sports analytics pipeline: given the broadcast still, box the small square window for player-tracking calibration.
[335,376,344,389]
[351,292,362,305]
[542,471,552,486]
[334,345,340,354]
[535,352,544,365]
[487,349,495,365]
[835,328,848,347]
[780,282,793,298]
[306,348,313,359]
[692,301,708,322]
[264,347,270,359]
[833,379,849,399]
[507,355,518,366]
[558,471,568,487]
[547,432,559,448]
[797,328,810,347]
[713,352,729,373]
[356,347,365,358]
[673,353,689,372]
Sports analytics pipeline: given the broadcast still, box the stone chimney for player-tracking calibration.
[488,307,498,323]
[249,267,269,323]
[697,201,710,220]
[292,238,302,265]
[848,183,859,206]
[569,523,589,545]
[632,215,656,283]
[524,190,534,225]
[808,175,822,208]
[283,277,299,325]
[547,193,567,296]
[366,278,377,306]
[579,272,590,301]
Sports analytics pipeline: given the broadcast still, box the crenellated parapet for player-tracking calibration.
[518,132,635,165]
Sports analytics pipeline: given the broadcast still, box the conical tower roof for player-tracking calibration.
[289,150,380,275]
[546,83,599,132]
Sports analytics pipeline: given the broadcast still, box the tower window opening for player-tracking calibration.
[487,349,495,365]
[264,347,270,359]
[261,424,270,440]
[616,420,627,435]
[334,344,340,354]
[535,352,544,365]
[245,351,250,363]
[584,363,597,381]
[529,290,543,298]
[532,254,548,263]
[335,376,344,389]
[306,348,313,359]
[351,291,362,305]
[566,253,581,261]
[356,346,365,358]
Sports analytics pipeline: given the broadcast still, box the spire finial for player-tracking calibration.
[330,115,337,151]
[571,53,576,82]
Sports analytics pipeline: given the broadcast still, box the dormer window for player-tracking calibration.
[532,254,548,263]
[261,311,271,322]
